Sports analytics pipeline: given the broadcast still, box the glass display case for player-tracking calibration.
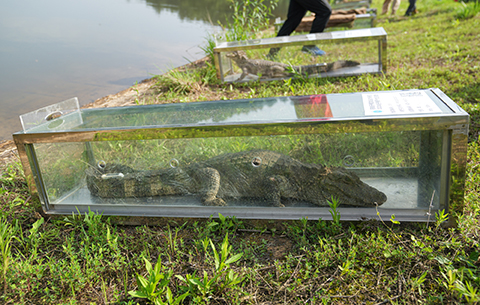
[13,88,468,222]
[213,27,387,83]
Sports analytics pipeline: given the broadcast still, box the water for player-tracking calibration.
[0,0,288,141]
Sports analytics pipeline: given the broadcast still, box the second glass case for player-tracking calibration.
[213,27,387,83]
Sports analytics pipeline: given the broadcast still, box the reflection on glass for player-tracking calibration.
[34,130,443,211]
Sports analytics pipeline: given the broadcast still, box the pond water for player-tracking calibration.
[0,0,288,141]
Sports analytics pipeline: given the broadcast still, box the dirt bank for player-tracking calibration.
[0,56,209,168]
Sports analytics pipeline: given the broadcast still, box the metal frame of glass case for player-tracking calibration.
[213,27,387,83]
[331,0,372,10]
[275,11,377,32]
[348,12,376,29]
[13,88,468,223]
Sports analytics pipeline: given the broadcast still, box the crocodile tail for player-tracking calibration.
[293,63,328,76]
[326,60,361,72]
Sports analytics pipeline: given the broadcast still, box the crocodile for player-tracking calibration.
[86,149,387,207]
[226,50,360,81]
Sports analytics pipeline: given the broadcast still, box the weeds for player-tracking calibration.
[178,234,244,302]
[455,0,480,19]
[130,234,244,304]
[435,209,449,229]
[204,213,244,236]
[328,196,341,225]
[218,0,278,42]
[128,256,187,305]
[0,217,14,295]
[19,217,44,259]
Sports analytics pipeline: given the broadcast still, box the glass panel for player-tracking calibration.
[33,142,88,203]
[352,14,376,29]
[325,14,376,32]
[19,97,82,132]
[222,39,379,82]
[38,130,442,211]
[215,27,384,49]
[19,91,454,134]
[79,92,453,130]
[79,95,334,130]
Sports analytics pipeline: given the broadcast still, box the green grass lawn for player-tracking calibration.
[1,0,480,303]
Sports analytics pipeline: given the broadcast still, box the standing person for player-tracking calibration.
[269,0,332,57]
[405,0,418,16]
[382,0,401,15]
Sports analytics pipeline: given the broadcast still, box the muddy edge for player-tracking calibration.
[0,56,210,166]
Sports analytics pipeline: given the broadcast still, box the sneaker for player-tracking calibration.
[405,9,418,16]
[301,45,326,56]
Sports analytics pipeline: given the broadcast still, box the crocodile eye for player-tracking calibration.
[343,155,355,167]
[97,160,106,169]
[169,158,179,168]
[251,157,262,167]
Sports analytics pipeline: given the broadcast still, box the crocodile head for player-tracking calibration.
[226,50,248,60]
[320,167,387,207]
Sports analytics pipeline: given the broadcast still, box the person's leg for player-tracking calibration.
[299,0,331,56]
[405,0,416,16]
[382,0,392,15]
[269,0,307,58]
[277,0,308,37]
[303,0,332,34]
[411,0,417,14]
[391,0,401,15]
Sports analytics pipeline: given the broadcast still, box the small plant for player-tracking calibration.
[177,234,244,300]
[339,259,356,277]
[454,280,480,303]
[133,81,142,105]
[15,217,45,259]
[219,0,278,42]
[128,256,189,305]
[218,213,243,232]
[203,213,243,236]
[435,209,449,229]
[285,65,311,83]
[0,217,14,295]
[390,214,400,225]
[410,271,428,296]
[455,1,480,20]
[200,33,217,60]
[164,225,183,262]
[328,196,341,225]
[440,265,480,303]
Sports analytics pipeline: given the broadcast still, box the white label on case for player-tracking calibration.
[362,91,442,115]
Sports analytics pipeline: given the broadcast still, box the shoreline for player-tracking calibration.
[0,56,210,167]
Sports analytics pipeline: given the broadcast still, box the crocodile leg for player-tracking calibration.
[237,67,249,81]
[264,175,298,207]
[195,167,227,206]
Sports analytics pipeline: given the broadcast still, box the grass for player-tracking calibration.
[1,0,480,303]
